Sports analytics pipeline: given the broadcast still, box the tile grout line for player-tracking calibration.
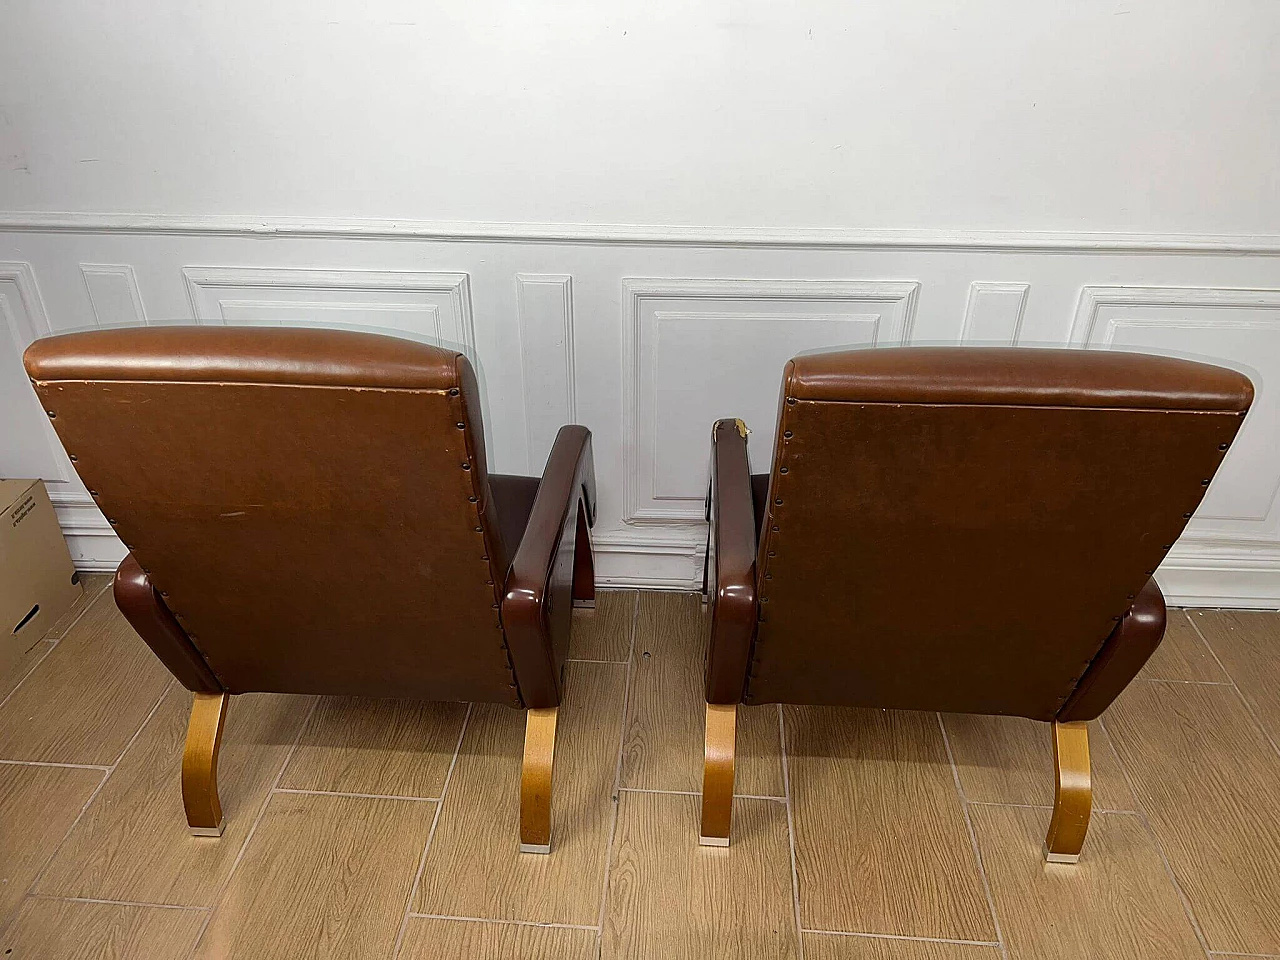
[778,703,806,960]
[1183,610,1280,761]
[408,912,600,932]
[803,928,1003,947]
[616,785,787,802]
[0,578,112,714]
[1096,711,1216,960]
[936,712,1009,960]
[273,787,440,803]
[183,693,322,960]
[390,700,472,960]
[26,678,176,900]
[26,893,210,912]
[964,798,1134,815]
[0,758,111,771]
[592,590,640,951]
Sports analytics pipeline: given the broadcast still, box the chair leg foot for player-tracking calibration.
[183,691,229,837]
[1044,720,1091,863]
[700,702,737,846]
[520,706,559,854]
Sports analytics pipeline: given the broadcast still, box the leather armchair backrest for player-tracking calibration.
[25,326,521,705]
[749,346,1253,720]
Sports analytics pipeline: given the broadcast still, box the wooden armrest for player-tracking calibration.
[502,425,595,708]
[704,418,759,705]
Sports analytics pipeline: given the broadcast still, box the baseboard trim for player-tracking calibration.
[4,211,1280,254]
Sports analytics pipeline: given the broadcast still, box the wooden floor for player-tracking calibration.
[2,582,1280,959]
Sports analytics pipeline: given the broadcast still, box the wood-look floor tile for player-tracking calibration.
[279,696,466,798]
[971,805,1203,960]
[400,917,597,960]
[1104,680,1280,954]
[602,791,797,960]
[0,898,206,959]
[42,574,111,641]
[569,589,636,661]
[803,934,1000,960]
[39,687,313,907]
[0,593,171,765]
[942,714,1134,811]
[0,640,53,705]
[193,792,434,960]
[0,765,104,931]
[785,706,994,941]
[620,592,783,797]
[1191,610,1280,745]
[1138,610,1229,683]
[416,661,625,924]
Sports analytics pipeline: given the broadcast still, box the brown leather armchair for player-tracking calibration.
[701,346,1253,862]
[24,326,595,854]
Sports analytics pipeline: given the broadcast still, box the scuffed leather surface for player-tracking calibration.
[25,325,573,706]
[744,348,1251,720]
[787,346,1254,411]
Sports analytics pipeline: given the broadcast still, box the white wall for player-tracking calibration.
[2,1,1279,605]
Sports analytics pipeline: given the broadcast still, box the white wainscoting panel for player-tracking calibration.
[962,281,1029,343]
[515,274,576,474]
[1072,285,1280,606]
[6,222,1280,607]
[0,262,70,483]
[620,278,919,534]
[81,263,147,327]
[183,267,476,355]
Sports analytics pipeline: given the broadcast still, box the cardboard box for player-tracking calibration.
[1,479,83,676]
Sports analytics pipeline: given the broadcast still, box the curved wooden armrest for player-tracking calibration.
[704,418,759,705]
[502,425,595,709]
[114,553,222,693]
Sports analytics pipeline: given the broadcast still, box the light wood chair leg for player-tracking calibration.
[520,706,559,854]
[183,691,229,837]
[1044,720,1091,863]
[700,702,737,847]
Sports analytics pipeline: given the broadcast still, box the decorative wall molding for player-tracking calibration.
[516,274,577,474]
[1070,284,1280,603]
[1070,285,1280,345]
[621,278,920,529]
[182,266,477,354]
[4,212,1280,254]
[0,261,52,343]
[80,263,147,326]
[0,261,71,483]
[961,281,1029,344]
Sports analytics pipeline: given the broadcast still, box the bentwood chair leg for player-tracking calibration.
[571,500,595,609]
[700,702,737,847]
[1044,720,1091,863]
[183,691,229,837]
[520,706,559,854]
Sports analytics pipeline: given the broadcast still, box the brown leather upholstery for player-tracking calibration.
[26,326,595,710]
[707,346,1252,722]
